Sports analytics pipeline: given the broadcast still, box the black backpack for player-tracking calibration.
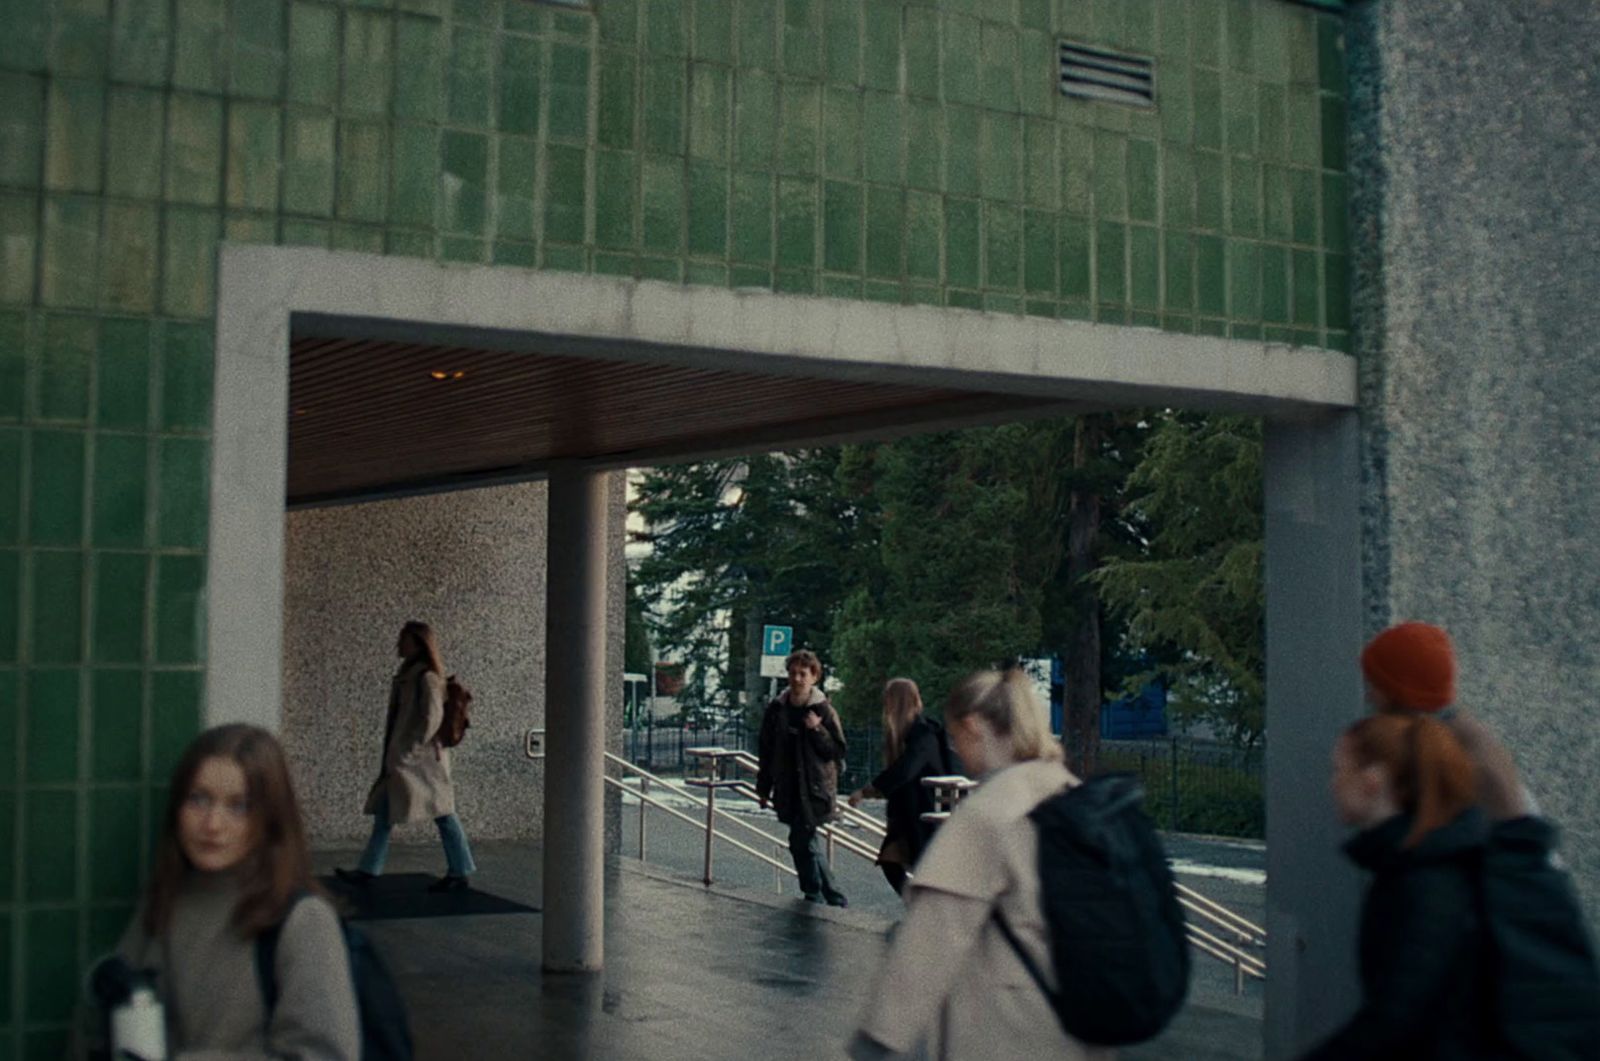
[1478,816,1600,1059]
[257,894,414,1061]
[994,773,1189,1046]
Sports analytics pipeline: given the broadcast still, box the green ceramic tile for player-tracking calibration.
[155,556,205,664]
[1158,60,1193,144]
[441,235,487,262]
[905,190,940,282]
[337,120,389,222]
[224,104,282,214]
[330,224,383,253]
[96,320,151,430]
[642,60,687,156]
[38,315,93,422]
[819,274,858,299]
[1130,225,1159,308]
[984,292,1021,315]
[594,149,636,248]
[598,0,637,47]
[862,280,899,304]
[1262,244,1290,323]
[449,26,495,126]
[1164,231,1194,311]
[1320,95,1347,172]
[1195,151,1224,231]
[1231,322,1262,341]
[729,264,772,289]
[1092,130,1126,220]
[32,549,85,662]
[1292,247,1319,325]
[945,289,982,311]
[157,438,208,549]
[112,0,173,85]
[93,553,147,666]
[1196,233,1226,315]
[1224,0,1253,71]
[822,88,860,179]
[865,185,902,280]
[1018,28,1053,117]
[825,0,860,85]
[40,197,99,311]
[150,668,202,773]
[1023,119,1057,210]
[98,203,159,315]
[690,64,731,162]
[0,431,18,543]
[981,114,1021,203]
[549,42,591,142]
[1059,122,1090,214]
[598,52,637,150]
[281,219,330,246]
[943,15,980,105]
[861,2,898,92]
[946,106,980,196]
[0,666,15,775]
[26,907,79,1025]
[1317,15,1345,94]
[91,786,144,901]
[25,667,79,783]
[780,0,822,80]
[737,0,776,70]
[903,7,939,99]
[593,251,634,276]
[1124,139,1158,224]
[684,261,728,286]
[862,92,902,186]
[0,72,44,190]
[283,113,336,217]
[44,79,104,195]
[440,131,489,235]
[1324,330,1348,353]
[496,135,538,242]
[287,1,339,106]
[646,0,687,55]
[775,176,816,268]
[492,240,537,267]
[160,209,219,319]
[0,194,36,306]
[1287,83,1319,167]
[985,202,1020,291]
[1161,146,1193,229]
[387,230,433,257]
[1023,209,1055,295]
[1322,173,1347,253]
[230,0,287,99]
[395,16,447,122]
[1289,166,1317,244]
[1258,82,1287,161]
[1095,220,1125,304]
[688,163,728,256]
[0,550,17,661]
[980,22,1018,111]
[731,170,773,262]
[1192,68,1222,150]
[694,0,733,62]
[389,124,437,228]
[945,197,980,288]
[92,435,148,549]
[1229,157,1260,236]
[773,267,815,295]
[777,81,819,176]
[905,100,943,192]
[822,180,861,273]
[1325,252,1349,329]
[173,0,227,91]
[1229,239,1260,320]
[1056,215,1089,300]
[1254,4,1290,84]
[165,94,224,206]
[32,435,85,544]
[1262,164,1292,241]
[640,154,683,252]
[735,69,776,169]
[1224,76,1257,156]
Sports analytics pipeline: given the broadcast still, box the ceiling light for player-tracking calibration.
[429,370,468,381]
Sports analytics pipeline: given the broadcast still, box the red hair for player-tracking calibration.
[1343,714,1476,848]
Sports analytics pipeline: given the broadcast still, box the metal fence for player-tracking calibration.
[623,720,884,794]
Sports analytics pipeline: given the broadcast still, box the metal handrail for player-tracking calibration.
[723,749,889,851]
[1175,881,1267,946]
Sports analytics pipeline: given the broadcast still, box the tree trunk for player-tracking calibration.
[1062,417,1105,777]
[742,608,765,718]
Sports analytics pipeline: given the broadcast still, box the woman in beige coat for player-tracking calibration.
[337,620,476,892]
[849,669,1114,1061]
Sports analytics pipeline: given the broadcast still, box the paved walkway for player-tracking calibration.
[313,841,1262,1060]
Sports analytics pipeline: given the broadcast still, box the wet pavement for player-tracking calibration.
[314,840,1263,1060]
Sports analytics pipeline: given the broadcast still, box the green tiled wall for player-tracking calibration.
[0,0,1347,1045]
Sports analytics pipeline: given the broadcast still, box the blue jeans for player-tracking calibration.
[788,821,844,902]
[358,792,477,877]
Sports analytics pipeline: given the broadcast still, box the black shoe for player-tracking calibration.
[802,892,825,904]
[428,874,469,893]
[825,893,849,908]
[335,868,377,885]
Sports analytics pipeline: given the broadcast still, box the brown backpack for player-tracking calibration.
[437,676,473,748]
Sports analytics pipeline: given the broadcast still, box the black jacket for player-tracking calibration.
[871,715,956,865]
[1301,808,1505,1060]
[755,691,847,827]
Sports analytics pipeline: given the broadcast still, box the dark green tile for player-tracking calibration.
[0,666,15,776]
[1289,166,1317,244]
[496,135,538,242]
[780,0,821,80]
[1322,173,1347,253]
[905,190,941,282]
[1058,215,1090,300]
[735,69,776,169]
[1288,83,1319,166]
[150,668,202,775]
[1018,27,1053,117]
[330,224,383,254]
[685,261,728,287]
[1196,234,1226,315]
[94,553,148,664]
[281,219,330,247]
[737,0,776,70]
[1224,0,1253,71]
[97,319,151,430]
[1229,239,1261,320]
[225,103,281,213]
[862,2,898,92]
[1195,151,1224,231]
[593,252,634,276]
[1126,139,1159,224]
[1325,252,1349,329]
[1022,119,1056,210]
[905,100,943,192]
[440,131,489,235]
[822,89,860,179]
[825,0,860,85]
[40,196,99,310]
[1320,95,1347,171]
[1318,15,1346,94]
[395,16,446,122]
[284,113,336,217]
[1159,59,1193,144]
[598,52,638,150]
[778,81,819,176]
[1130,225,1159,308]
[230,0,287,99]
[1225,76,1257,156]
[646,0,687,55]
[945,197,980,289]
[157,438,208,549]
[0,193,38,306]
[642,59,687,156]
[30,431,85,544]
[688,163,728,257]
[731,171,773,263]
[26,907,80,1025]
[441,235,486,263]
[0,311,22,420]
[865,186,903,280]
[598,0,637,47]
[24,667,78,783]
[1262,164,1292,241]
[945,289,982,311]
[1231,322,1262,341]
[1093,131,1126,220]
[0,550,16,662]
[165,93,224,206]
[985,202,1020,291]
[0,0,49,72]
[385,126,435,230]
[91,786,144,900]
[337,120,389,223]
[773,267,815,295]
[1229,157,1260,236]
[98,203,158,315]
[92,434,147,549]
[32,550,84,663]
[1061,123,1091,214]
[545,143,589,245]
[1262,244,1290,323]
[1023,209,1055,295]
[690,64,730,162]
[822,180,861,273]
[1192,69,1222,150]
[1095,221,1125,304]
[863,280,899,304]
[0,430,17,543]
[1162,146,1194,229]
[39,314,94,422]
[387,230,433,258]
[819,274,857,299]
[173,0,227,91]
[981,114,1021,203]
[943,15,980,105]
[694,0,733,62]
[640,154,683,253]
[448,26,494,126]
[730,264,772,289]
[549,42,591,142]
[287,1,338,106]
[0,72,45,190]
[1258,82,1287,162]
[492,240,537,267]
[980,21,1017,111]
[775,177,816,268]
[1292,247,1319,325]
[903,7,939,99]
[112,0,173,85]
[1164,231,1194,311]
[155,555,205,664]
[984,293,1022,315]
[946,107,980,196]
[862,92,902,186]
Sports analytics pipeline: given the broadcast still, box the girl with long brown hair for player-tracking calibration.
[85,724,359,1057]
[1299,713,1502,1058]
[847,678,956,895]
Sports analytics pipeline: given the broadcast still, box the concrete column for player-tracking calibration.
[542,463,611,972]
[1262,412,1365,1057]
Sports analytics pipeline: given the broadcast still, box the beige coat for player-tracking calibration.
[363,660,455,825]
[853,759,1115,1061]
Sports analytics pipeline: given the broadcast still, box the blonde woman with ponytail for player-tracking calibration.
[1299,713,1503,1059]
[850,670,1111,1061]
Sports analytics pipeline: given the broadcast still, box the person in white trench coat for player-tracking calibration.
[337,620,477,892]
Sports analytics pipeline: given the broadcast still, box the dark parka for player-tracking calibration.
[755,687,847,827]
[871,715,955,866]
[1301,808,1506,1060]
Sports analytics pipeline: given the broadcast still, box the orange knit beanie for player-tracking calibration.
[1359,622,1456,711]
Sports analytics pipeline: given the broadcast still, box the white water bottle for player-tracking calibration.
[110,982,167,1061]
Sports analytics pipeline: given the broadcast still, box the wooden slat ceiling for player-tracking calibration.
[286,336,999,504]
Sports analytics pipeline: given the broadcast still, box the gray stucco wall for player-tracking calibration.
[282,478,626,849]
[1351,0,1600,911]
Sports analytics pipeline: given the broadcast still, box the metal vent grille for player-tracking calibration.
[1058,41,1156,108]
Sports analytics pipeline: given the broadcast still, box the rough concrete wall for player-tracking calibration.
[1351,1,1600,909]
[283,478,627,849]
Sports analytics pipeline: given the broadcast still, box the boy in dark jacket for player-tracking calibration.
[756,649,849,907]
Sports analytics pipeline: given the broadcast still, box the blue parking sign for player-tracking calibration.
[763,625,793,658]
